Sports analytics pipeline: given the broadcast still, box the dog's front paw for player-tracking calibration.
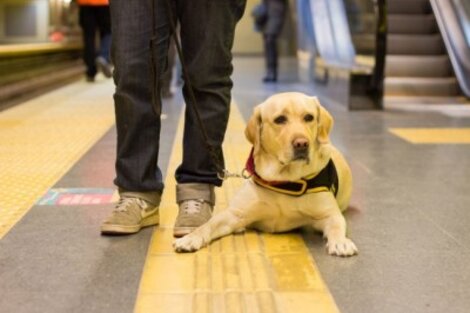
[326,237,358,257]
[173,234,206,253]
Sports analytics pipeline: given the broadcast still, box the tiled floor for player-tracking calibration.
[1,57,470,313]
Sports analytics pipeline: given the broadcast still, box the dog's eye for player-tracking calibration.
[274,115,287,124]
[304,114,314,122]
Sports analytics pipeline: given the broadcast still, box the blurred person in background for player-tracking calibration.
[161,32,178,98]
[77,0,113,82]
[257,0,287,83]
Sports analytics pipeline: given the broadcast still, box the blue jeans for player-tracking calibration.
[110,0,246,193]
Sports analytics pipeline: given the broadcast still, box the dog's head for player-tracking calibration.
[245,92,333,181]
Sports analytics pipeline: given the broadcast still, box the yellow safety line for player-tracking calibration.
[0,80,115,239]
[0,42,82,57]
[389,128,470,144]
[134,102,340,313]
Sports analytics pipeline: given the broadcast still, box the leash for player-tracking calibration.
[149,0,245,180]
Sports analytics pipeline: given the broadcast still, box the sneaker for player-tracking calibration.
[96,56,113,78]
[101,196,159,235]
[173,199,213,237]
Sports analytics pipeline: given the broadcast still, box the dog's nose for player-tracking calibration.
[292,138,309,150]
[292,138,309,160]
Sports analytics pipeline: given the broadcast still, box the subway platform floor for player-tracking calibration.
[1,57,470,313]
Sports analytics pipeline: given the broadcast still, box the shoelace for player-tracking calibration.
[181,199,205,215]
[114,197,145,212]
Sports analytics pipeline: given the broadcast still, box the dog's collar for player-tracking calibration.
[245,148,339,197]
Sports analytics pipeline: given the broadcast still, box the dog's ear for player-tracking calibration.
[245,106,261,145]
[317,103,334,144]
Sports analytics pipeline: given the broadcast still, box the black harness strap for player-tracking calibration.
[244,149,339,197]
[252,160,339,197]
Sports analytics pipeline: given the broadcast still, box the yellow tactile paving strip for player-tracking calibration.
[0,42,82,57]
[389,128,470,144]
[0,80,115,239]
[134,103,340,313]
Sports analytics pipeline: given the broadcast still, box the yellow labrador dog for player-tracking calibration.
[174,92,358,257]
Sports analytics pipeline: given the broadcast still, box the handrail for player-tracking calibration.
[453,0,470,46]
[294,0,385,109]
[310,0,386,80]
[430,0,470,97]
[310,0,356,68]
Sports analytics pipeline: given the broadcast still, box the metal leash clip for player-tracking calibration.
[217,168,252,180]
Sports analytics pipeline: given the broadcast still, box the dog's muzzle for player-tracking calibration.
[292,137,310,161]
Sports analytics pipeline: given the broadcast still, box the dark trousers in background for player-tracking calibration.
[79,5,111,79]
[110,0,246,193]
[263,34,278,74]
[263,0,287,80]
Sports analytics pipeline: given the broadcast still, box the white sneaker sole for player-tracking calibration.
[101,213,159,235]
[173,226,197,238]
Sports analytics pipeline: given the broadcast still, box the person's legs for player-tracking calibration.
[102,0,176,234]
[173,0,246,237]
[262,0,287,83]
[175,0,246,185]
[111,0,174,194]
[95,5,113,78]
[79,6,98,80]
[96,5,112,62]
[263,33,278,82]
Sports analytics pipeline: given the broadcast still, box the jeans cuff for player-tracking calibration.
[118,188,162,206]
[176,183,215,205]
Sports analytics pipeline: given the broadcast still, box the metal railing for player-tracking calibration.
[431,0,470,97]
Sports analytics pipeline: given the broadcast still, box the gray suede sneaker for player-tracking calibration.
[173,199,213,237]
[173,183,215,237]
[101,193,159,235]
